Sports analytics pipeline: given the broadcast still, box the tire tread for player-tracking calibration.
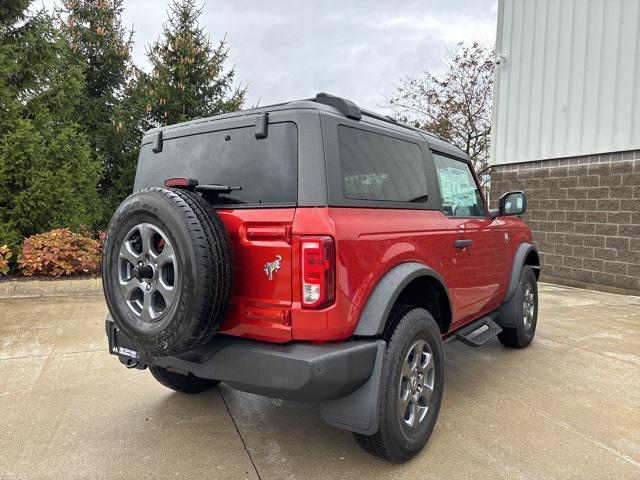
[498,266,537,349]
[102,187,233,355]
[354,308,444,463]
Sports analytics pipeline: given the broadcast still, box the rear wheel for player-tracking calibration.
[498,266,538,348]
[353,308,445,463]
[149,365,220,394]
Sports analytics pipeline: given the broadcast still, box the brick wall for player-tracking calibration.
[490,150,640,294]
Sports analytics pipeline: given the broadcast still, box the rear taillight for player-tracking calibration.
[301,236,335,309]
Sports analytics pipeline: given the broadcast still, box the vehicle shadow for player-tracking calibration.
[151,338,535,479]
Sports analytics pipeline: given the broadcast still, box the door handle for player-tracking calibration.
[454,239,473,249]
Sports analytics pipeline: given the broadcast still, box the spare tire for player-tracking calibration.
[102,187,232,356]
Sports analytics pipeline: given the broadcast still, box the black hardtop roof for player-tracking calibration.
[144,92,467,159]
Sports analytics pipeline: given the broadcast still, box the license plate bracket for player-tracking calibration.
[106,318,153,368]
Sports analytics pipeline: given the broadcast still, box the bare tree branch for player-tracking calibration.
[387,42,494,172]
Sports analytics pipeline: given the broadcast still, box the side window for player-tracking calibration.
[338,126,428,202]
[433,153,486,217]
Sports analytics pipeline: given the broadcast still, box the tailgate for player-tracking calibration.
[217,208,295,342]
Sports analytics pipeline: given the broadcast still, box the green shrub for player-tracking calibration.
[19,229,101,277]
[0,121,103,240]
[0,245,12,275]
[0,222,21,251]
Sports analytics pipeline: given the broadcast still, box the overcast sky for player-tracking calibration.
[38,0,498,111]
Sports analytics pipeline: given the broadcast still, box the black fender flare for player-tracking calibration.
[503,243,541,304]
[353,262,452,336]
[498,242,541,328]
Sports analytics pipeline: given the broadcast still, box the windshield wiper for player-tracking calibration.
[194,184,242,194]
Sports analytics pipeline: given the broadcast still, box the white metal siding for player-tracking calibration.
[490,0,640,165]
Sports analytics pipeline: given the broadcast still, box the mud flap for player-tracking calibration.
[497,272,524,328]
[320,340,385,435]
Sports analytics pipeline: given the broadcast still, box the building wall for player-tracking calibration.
[491,0,640,165]
[491,151,640,294]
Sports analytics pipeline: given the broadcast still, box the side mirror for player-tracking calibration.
[497,191,526,217]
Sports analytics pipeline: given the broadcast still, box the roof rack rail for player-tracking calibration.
[360,108,445,141]
[314,93,362,120]
[257,93,446,142]
[359,108,391,124]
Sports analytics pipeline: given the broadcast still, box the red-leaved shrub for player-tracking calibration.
[97,230,106,251]
[19,229,101,277]
[0,245,12,275]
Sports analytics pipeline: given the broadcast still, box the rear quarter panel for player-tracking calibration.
[289,208,533,340]
[290,207,451,340]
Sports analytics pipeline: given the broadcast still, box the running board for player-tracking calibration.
[454,315,503,347]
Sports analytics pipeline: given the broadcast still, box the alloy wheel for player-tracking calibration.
[523,283,535,329]
[399,339,436,428]
[117,223,178,322]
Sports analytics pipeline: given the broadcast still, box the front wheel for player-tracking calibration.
[354,308,445,463]
[498,266,538,348]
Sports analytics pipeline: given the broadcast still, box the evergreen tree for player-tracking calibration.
[0,3,102,247]
[0,0,248,249]
[147,0,245,126]
[59,0,133,145]
[58,0,151,223]
[0,4,59,134]
[0,0,30,27]
[101,66,153,216]
[2,121,102,238]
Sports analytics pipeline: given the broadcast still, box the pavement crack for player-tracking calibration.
[219,388,262,480]
[521,400,640,469]
[537,334,640,367]
[0,347,105,361]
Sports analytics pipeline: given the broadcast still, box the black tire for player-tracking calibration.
[102,187,232,356]
[498,266,538,348]
[149,365,220,394]
[353,308,445,463]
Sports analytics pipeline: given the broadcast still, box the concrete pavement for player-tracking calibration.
[0,277,103,298]
[1,284,639,479]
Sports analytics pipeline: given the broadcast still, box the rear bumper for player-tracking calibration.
[106,315,379,402]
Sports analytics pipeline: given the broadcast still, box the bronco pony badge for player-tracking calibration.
[264,255,282,281]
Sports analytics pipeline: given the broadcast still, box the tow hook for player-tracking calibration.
[120,357,148,370]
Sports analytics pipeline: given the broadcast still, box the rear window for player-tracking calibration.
[135,122,298,206]
[338,126,428,202]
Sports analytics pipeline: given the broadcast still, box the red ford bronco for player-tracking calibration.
[103,93,540,462]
